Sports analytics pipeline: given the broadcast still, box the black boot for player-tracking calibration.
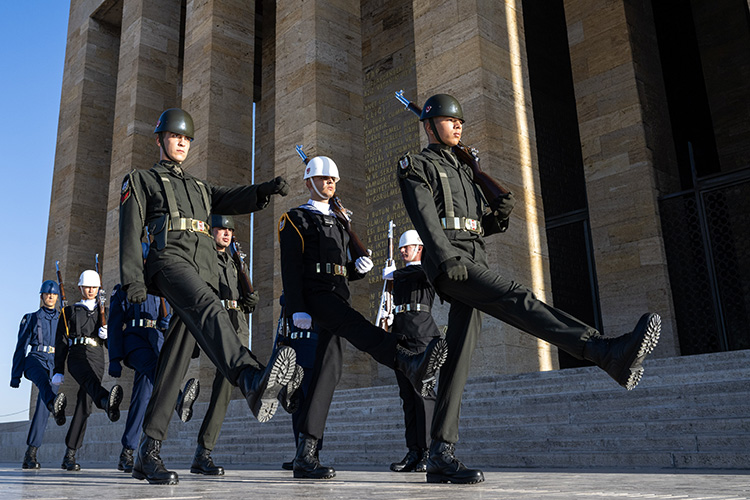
[239,346,295,422]
[390,448,422,472]
[394,337,448,397]
[415,448,429,472]
[281,460,294,471]
[132,435,178,485]
[175,378,200,422]
[61,448,81,471]
[47,392,66,426]
[190,445,225,475]
[22,445,40,469]
[102,385,123,422]
[583,313,661,390]
[118,447,134,473]
[278,364,304,414]
[293,433,335,479]
[426,441,484,484]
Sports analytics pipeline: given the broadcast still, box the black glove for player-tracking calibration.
[10,378,20,388]
[109,360,122,378]
[257,176,290,198]
[126,282,148,304]
[441,257,468,281]
[490,192,516,221]
[240,291,260,314]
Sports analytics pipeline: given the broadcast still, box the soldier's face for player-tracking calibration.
[159,132,191,163]
[400,244,422,263]
[212,227,233,250]
[307,176,337,201]
[41,293,58,308]
[428,116,463,146]
[79,286,99,301]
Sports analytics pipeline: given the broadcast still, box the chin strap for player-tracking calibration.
[158,132,180,164]
[428,117,448,146]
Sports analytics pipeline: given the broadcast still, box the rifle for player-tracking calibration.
[159,297,168,321]
[95,254,107,326]
[394,90,511,205]
[55,260,70,338]
[229,236,255,297]
[295,145,370,259]
[374,220,395,331]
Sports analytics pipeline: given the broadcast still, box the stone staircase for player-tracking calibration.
[3,349,749,470]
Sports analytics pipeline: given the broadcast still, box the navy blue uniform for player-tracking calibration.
[109,286,170,450]
[11,308,60,447]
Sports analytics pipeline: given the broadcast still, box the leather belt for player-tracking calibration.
[129,319,157,328]
[281,331,317,341]
[441,216,482,234]
[33,345,55,353]
[168,217,211,236]
[314,263,348,278]
[221,299,242,311]
[68,337,99,347]
[394,304,431,314]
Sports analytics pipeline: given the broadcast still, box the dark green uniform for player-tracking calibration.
[398,144,599,444]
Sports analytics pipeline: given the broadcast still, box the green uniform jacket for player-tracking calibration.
[397,144,507,282]
[119,161,268,294]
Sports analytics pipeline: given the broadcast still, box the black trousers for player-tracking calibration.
[297,292,398,440]
[65,345,108,450]
[395,334,437,451]
[431,258,598,444]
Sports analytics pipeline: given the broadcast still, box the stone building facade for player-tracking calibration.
[40,0,750,412]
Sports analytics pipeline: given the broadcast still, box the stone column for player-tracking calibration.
[563,0,678,354]
[412,0,555,374]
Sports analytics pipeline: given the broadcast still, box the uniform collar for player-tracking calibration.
[155,160,184,177]
[77,298,97,311]
[304,199,334,215]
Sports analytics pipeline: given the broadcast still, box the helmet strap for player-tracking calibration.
[158,132,180,164]
[311,179,327,200]
[428,117,447,146]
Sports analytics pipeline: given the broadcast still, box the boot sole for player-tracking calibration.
[177,378,200,422]
[416,338,448,398]
[620,313,662,390]
[426,472,485,484]
[132,468,179,485]
[252,347,296,423]
[107,385,124,422]
[53,392,67,426]
[280,365,304,413]
[293,469,336,479]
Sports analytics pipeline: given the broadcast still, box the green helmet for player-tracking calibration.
[419,94,464,123]
[211,214,235,230]
[154,108,195,140]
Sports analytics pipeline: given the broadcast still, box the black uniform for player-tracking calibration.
[398,144,598,444]
[54,302,110,450]
[119,160,269,395]
[278,203,399,440]
[391,263,441,454]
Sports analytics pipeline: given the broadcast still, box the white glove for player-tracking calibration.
[98,325,108,340]
[355,256,374,274]
[293,312,312,330]
[382,263,396,280]
[52,373,64,386]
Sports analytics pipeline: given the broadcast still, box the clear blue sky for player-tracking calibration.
[0,1,70,423]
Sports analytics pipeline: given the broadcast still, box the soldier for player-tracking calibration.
[120,108,296,485]
[397,94,662,484]
[10,280,67,469]
[278,155,448,480]
[108,242,199,473]
[381,230,442,473]
[54,270,124,471]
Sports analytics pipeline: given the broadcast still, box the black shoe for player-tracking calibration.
[47,392,66,426]
[239,346,295,423]
[281,460,294,471]
[293,433,336,479]
[22,445,40,469]
[415,449,428,472]
[118,447,134,473]
[61,448,81,471]
[175,378,200,422]
[190,445,225,475]
[584,313,661,390]
[390,449,422,472]
[103,385,123,422]
[278,364,304,414]
[426,441,484,484]
[132,435,178,485]
[395,337,448,397]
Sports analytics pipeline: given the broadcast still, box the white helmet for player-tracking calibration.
[78,270,101,287]
[303,156,340,182]
[399,230,423,248]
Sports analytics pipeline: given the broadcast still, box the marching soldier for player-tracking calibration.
[54,270,124,471]
[10,280,67,469]
[108,242,199,473]
[397,93,662,484]
[278,155,448,480]
[381,230,442,473]
[120,108,296,485]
